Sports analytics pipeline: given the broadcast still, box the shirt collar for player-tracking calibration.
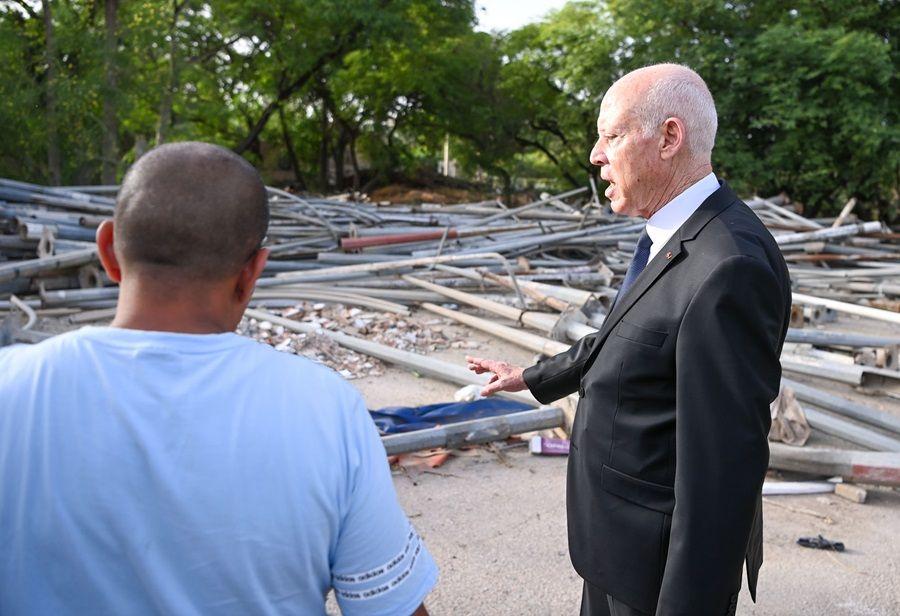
[645,172,719,248]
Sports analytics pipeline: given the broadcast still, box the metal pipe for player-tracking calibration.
[435,264,603,309]
[789,265,900,279]
[41,287,118,305]
[260,251,526,287]
[747,196,822,230]
[403,275,596,342]
[251,289,409,314]
[280,284,444,304]
[67,307,117,324]
[774,221,883,245]
[419,223,644,258]
[18,221,96,242]
[340,223,538,251]
[381,407,563,455]
[792,292,900,325]
[9,294,36,330]
[421,302,569,356]
[785,328,900,348]
[781,354,900,391]
[0,248,98,283]
[802,406,900,452]
[462,186,588,227]
[768,444,900,487]
[784,378,900,435]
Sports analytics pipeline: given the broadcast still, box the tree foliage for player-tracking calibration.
[0,0,896,218]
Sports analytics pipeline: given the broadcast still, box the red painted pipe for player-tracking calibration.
[341,229,460,251]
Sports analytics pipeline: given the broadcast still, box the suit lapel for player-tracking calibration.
[592,181,740,346]
[599,235,683,338]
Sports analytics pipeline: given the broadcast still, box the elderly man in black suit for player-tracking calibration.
[467,64,791,616]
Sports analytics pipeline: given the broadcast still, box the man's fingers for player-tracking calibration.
[465,356,488,373]
[465,356,487,369]
[480,383,498,397]
[468,356,504,370]
[466,357,506,376]
[481,376,510,397]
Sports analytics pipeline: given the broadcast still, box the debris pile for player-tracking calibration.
[2,177,899,480]
[238,302,467,379]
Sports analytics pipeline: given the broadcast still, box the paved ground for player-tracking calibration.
[390,449,900,615]
[349,315,900,615]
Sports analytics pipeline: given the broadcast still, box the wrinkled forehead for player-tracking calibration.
[597,86,637,131]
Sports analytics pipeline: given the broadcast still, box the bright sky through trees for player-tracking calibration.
[474,0,569,32]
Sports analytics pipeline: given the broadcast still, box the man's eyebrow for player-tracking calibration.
[597,123,623,134]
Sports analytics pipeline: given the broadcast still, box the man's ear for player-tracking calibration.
[234,247,269,304]
[659,116,686,160]
[96,219,122,283]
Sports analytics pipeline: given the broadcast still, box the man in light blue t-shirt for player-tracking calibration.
[0,142,437,616]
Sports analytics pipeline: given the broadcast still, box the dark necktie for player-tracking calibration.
[614,229,652,306]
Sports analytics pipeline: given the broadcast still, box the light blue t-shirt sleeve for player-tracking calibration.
[331,392,438,616]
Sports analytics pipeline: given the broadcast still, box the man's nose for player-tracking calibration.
[589,142,607,167]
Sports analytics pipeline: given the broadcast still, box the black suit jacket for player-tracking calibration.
[523,183,791,615]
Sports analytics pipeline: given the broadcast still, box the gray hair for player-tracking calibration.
[633,64,718,158]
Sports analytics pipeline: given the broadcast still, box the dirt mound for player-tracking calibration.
[368,184,494,205]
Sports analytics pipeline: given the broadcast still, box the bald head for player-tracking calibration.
[608,63,717,160]
[590,64,717,218]
[114,142,268,281]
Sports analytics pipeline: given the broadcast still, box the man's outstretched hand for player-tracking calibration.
[465,356,527,397]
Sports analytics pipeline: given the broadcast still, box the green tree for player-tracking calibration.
[607,0,898,217]
[498,1,619,189]
[0,0,895,218]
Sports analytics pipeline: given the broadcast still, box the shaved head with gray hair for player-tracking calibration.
[626,63,718,159]
[114,142,269,281]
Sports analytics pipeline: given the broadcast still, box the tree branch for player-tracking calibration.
[232,23,366,155]
[515,135,584,187]
[8,0,39,20]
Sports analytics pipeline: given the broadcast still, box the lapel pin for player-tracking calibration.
[665,251,674,260]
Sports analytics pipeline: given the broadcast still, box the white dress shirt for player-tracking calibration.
[645,172,719,263]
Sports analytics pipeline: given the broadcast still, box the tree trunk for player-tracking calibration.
[349,135,360,191]
[102,0,119,184]
[155,1,182,145]
[278,106,305,189]
[332,127,347,192]
[134,134,148,159]
[318,101,330,191]
[42,0,61,185]
[516,136,582,188]
[491,165,513,202]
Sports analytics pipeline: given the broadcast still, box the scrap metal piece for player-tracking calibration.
[797,535,845,552]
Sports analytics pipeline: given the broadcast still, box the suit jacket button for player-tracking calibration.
[578,387,585,397]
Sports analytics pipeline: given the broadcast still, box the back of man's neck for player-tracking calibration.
[112,279,236,334]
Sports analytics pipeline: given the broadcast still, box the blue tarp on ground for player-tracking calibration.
[371,398,535,434]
